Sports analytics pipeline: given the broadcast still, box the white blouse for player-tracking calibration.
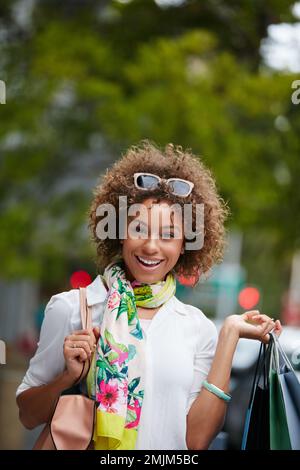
[16,275,218,450]
[139,318,152,333]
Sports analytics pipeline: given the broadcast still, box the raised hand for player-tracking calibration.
[223,310,282,344]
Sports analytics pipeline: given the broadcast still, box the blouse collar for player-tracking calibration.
[86,274,188,316]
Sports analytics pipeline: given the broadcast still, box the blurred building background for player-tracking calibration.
[1,0,300,450]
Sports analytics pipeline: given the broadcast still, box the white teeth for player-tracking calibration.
[137,256,162,266]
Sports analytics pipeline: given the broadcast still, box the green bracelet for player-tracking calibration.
[202,380,232,402]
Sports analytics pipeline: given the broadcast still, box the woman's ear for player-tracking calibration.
[180,244,185,255]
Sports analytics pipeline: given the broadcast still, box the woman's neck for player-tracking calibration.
[137,305,160,319]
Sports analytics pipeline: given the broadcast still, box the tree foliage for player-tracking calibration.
[0,0,299,308]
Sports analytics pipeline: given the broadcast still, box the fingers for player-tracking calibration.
[245,311,275,327]
[90,328,100,348]
[261,321,283,343]
[65,329,97,352]
[65,340,92,358]
[67,335,94,352]
[65,343,90,362]
[274,319,282,337]
[243,310,260,321]
[244,311,280,343]
[260,317,275,335]
[261,322,276,343]
[255,315,275,341]
[70,329,95,343]
[250,313,273,324]
[64,329,98,362]
[93,327,101,341]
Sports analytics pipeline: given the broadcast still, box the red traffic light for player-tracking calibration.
[70,270,92,288]
[238,286,260,310]
[176,269,200,288]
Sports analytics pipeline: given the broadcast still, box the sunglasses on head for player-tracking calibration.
[134,172,194,197]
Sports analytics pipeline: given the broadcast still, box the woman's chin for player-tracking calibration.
[131,268,167,284]
[134,273,163,284]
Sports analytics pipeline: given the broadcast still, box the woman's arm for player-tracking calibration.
[16,289,101,430]
[186,311,282,450]
[16,370,76,429]
[17,326,99,430]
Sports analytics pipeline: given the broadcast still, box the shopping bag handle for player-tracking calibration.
[269,331,294,372]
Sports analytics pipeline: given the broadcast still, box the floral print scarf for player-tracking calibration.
[86,259,176,450]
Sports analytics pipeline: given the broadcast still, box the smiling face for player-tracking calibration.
[121,198,184,283]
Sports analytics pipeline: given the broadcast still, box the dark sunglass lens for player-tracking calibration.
[168,180,190,196]
[136,174,159,189]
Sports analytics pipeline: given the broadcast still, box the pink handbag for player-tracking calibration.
[33,287,96,450]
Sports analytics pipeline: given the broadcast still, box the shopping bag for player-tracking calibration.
[242,332,299,450]
[241,342,272,450]
[270,333,300,450]
[269,368,292,450]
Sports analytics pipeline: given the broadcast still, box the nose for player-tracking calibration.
[141,237,160,255]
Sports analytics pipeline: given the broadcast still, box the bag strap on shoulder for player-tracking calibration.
[72,287,93,387]
[79,287,92,330]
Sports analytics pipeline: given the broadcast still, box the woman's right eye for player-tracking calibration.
[137,224,147,233]
[134,224,148,236]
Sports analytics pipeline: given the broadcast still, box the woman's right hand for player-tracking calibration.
[63,327,100,385]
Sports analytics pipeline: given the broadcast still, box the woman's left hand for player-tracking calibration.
[224,310,282,344]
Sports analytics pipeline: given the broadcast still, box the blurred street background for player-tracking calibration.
[0,0,300,450]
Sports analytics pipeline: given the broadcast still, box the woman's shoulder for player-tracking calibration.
[173,295,218,336]
[43,288,80,325]
[43,275,108,326]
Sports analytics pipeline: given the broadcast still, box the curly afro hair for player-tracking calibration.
[88,140,230,284]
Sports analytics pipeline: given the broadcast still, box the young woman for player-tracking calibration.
[16,141,282,450]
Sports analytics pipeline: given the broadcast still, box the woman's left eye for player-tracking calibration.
[162,232,175,239]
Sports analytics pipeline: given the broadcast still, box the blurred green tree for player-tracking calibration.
[0,0,298,314]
